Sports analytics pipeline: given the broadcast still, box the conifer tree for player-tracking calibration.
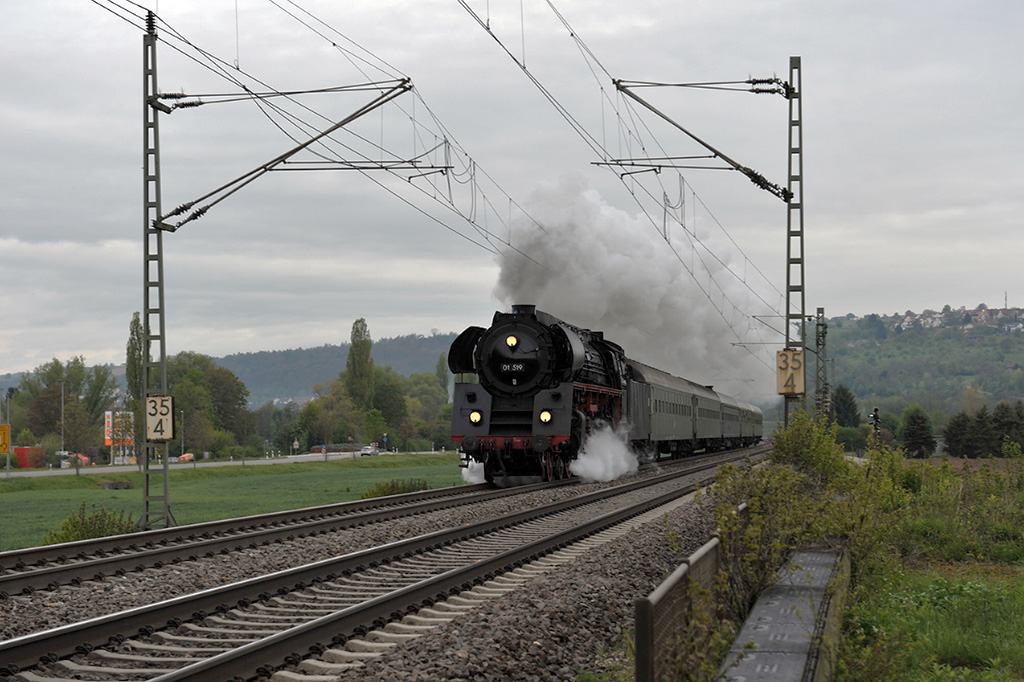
[943,411,970,457]
[832,384,860,428]
[900,404,936,458]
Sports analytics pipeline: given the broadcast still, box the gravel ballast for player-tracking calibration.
[1,469,718,680]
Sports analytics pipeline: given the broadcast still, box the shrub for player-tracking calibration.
[771,411,850,488]
[361,479,429,499]
[43,502,135,545]
[836,426,866,453]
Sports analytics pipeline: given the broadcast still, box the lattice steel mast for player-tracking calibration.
[783,56,805,427]
[141,11,175,529]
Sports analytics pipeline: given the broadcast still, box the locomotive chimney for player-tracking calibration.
[512,304,537,316]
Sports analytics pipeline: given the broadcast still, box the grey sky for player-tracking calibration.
[2,1,1021,402]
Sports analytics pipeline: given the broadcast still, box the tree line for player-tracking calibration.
[831,383,1024,458]
[3,315,455,468]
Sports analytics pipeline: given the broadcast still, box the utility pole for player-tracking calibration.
[782,56,805,428]
[611,58,806,427]
[140,11,176,529]
[132,14,434,525]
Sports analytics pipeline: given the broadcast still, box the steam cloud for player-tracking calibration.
[494,176,773,401]
[569,422,639,483]
[461,460,487,484]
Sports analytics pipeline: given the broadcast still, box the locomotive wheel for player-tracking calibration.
[541,452,554,482]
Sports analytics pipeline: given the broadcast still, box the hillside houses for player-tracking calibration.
[897,307,1024,332]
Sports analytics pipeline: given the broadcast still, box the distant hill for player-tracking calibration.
[9,305,1023,419]
[216,332,458,405]
[830,307,1024,421]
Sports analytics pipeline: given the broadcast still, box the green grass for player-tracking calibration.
[0,453,464,551]
[839,456,1024,681]
[845,564,1024,681]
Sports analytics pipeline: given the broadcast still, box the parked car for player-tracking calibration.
[359,445,379,457]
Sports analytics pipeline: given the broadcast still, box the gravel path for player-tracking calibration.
[1,469,717,680]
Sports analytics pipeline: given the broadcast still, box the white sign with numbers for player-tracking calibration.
[146,396,175,441]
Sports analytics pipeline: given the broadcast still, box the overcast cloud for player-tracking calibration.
[2,1,1022,402]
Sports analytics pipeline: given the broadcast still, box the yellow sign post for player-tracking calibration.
[776,349,805,396]
[145,396,175,441]
[0,424,9,454]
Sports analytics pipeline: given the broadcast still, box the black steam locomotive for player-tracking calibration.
[448,305,762,486]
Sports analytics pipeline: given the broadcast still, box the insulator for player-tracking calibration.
[146,12,156,35]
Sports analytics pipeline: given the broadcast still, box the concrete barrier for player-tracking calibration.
[636,545,849,682]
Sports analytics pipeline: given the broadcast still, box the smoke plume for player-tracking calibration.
[494,176,774,401]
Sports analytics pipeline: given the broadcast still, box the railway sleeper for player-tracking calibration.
[295,657,363,674]
[471,577,520,593]
[150,630,253,646]
[206,614,316,628]
[271,671,340,682]
[121,640,231,655]
[87,649,202,665]
[257,600,337,614]
[179,622,276,636]
[10,670,82,682]
[364,629,422,644]
[321,648,382,664]
[342,639,397,653]
[424,601,477,614]
[227,606,324,620]
[54,658,169,677]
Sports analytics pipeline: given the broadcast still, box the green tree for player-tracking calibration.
[899,404,936,458]
[373,367,408,428]
[26,386,63,442]
[363,408,387,444]
[80,365,118,427]
[207,366,250,436]
[297,401,332,449]
[406,372,449,422]
[345,319,375,411]
[15,427,36,447]
[17,357,115,438]
[435,352,449,394]
[991,400,1020,446]
[966,404,998,457]
[166,352,250,454]
[172,369,216,454]
[62,399,97,454]
[943,412,970,457]
[832,384,860,428]
[861,314,888,341]
[126,312,145,403]
[126,312,146,448]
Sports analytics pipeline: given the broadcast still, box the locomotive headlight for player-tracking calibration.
[469,410,483,424]
[505,335,518,349]
[539,410,552,424]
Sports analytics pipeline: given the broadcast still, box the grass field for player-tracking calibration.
[0,453,465,552]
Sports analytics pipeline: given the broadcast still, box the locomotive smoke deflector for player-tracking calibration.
[448,325,484,374]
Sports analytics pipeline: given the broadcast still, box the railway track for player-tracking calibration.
[0,450,761,681]
[0,480,572,597]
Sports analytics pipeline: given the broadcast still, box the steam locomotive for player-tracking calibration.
[448,305,762,486]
